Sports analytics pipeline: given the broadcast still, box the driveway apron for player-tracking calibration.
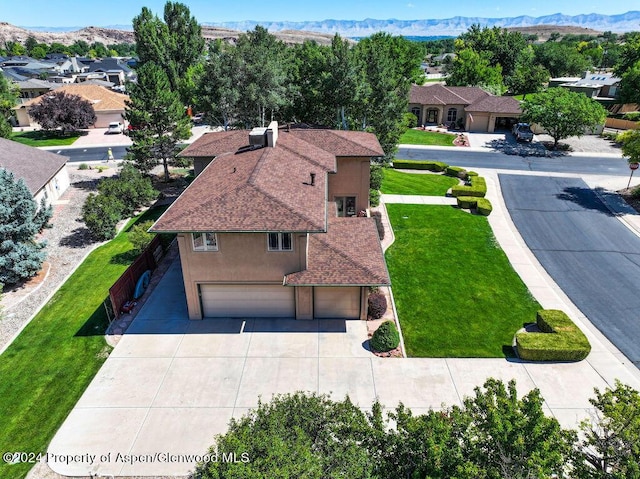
[500,174,640,367]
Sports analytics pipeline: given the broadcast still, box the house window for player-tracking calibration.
[268,233,293,251]
[426,109,438,123]
[192,232,218,251]
[410,107,421,122]
[447,108,457,123]
[335,196,357,217]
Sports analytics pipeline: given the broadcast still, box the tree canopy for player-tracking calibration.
[0,75,18,138]
[0,169,52,285]
[521,88,607,148]
[29,91,96,134]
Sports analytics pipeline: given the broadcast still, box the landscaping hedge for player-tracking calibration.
[370,320,400,352]
[445,166,467,178]
[515,309,591,361]
[392,160,449,172]
[476,198,492,216]
[451,175,487,198]
[456,196,478,209]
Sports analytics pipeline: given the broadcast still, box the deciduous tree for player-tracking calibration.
[0,170,52,285]
[445,48,504,93]
[0,74,17,138]
[29,91,96,134]
[521,88,607,149]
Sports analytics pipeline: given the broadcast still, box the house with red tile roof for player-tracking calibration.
[151,122,390,320]
[409,84,523,132]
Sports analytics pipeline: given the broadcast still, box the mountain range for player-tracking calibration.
[205,11,640,36]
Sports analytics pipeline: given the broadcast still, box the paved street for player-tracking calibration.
[500,174,640,366]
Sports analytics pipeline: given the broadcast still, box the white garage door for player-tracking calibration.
[314,287,361,319]
[200,284,295,318]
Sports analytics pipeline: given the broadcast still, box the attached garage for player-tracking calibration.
[314,287,361,319]
[200,284,295,318]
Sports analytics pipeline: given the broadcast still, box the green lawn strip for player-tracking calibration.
[11,131,80,147]
[380,168,459,196]
[385,205,540,357]
[0,206,166,479]
[399,128,457,146]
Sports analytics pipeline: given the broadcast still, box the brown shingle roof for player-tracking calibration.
[409,84,491,106]
[151,137,332,233]
[464,95,522,114]
[0,138,67,195]
[284,217,390,286]
[21,84,127,111]
[286,129,384,157]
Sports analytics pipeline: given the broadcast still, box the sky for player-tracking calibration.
[0,0,636,27]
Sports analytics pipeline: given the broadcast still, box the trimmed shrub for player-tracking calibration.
[371,211,385,240]
[476,198,493,216]
[516,309,591,361]
[370,320,400,352]
[457,196,478,209]
[466,171,479,177]
[370,164,384,190]
[368,292,388,319]
[370,189,380,207]
[392,160,448,172]
[128,220,155,254]
[445,166,466,178]
[623,111,640,122]
[82,193,124,241]
[451,175,487,198]
[78,163,89,170]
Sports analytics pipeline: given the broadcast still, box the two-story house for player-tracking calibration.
[150,122,391,320]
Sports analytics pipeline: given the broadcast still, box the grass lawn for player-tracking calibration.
[11,130,80,147]
[381,168,459,196]
[0,206,168,479]
[385,205,540,357]
[399,129,457,146]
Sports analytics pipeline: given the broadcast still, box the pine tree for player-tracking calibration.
[0,169,52,285]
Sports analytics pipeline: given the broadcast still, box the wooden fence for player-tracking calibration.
[605,118,640,130]
[109,236,163,319]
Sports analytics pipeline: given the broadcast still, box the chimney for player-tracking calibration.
[249,127,267,147]
[266,121,278,147]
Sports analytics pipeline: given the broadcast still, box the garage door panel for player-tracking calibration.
[201,284,294,318]
[314,287,360,319]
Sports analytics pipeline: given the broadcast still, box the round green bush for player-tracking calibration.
[78,163,89,170]
[370,320,400,352]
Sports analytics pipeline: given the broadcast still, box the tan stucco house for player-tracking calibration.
[409,84,523,132]
[151,122,391,320]
[14,84,128,128]
[0,137,69,206]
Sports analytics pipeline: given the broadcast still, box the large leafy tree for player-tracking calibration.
[572,381,640,479]
[506,46,550,98]
[534,41,591,78]
[0,169,52,285]
[325,34,364,130]
[613,32,640,77]
[0,75,18,138]
[521,88,607,149]
[124,62,191,182]
[194,392,375,479]
[29,91,96,134]
[620,128,640,164]
[458,25,527,79]
[133,2,205,105]
[618,61,640,105]
[445,48,505,93]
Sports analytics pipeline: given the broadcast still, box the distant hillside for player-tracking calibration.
[506,25,604,41]
[206,11,640,36]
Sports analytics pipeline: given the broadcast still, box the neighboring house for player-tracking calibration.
[409,84,523,132]
[552,71,621,100]
[150,122,391,320]
[14,84,128,128]
[87,58,135,85]
[0,137,70,206]
[15,78,60,103]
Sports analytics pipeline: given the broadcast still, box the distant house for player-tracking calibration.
[15,78,61,103]
[15,84,128,128]
[552,71,621,100]
[0,138,70,206]
[409,84,522,132]
[151,122,390,320]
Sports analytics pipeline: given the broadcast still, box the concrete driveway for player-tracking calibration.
[500,174,640,367]
[45,256,640,477]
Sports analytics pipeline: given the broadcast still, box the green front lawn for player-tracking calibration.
[381,168,459,196]
[0,206,167,479]
[385,205,540,357]
[399,129,457,146]
[11,130,81,147]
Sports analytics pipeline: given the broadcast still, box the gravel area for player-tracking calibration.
[0,165,114,352]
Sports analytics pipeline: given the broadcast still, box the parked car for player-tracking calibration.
[107,122,124,134]
[512,123,534,142]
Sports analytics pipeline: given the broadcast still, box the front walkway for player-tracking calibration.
[47,223,640,478]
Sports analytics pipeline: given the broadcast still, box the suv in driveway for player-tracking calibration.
[512,123,533,142]
[107,122,124,134]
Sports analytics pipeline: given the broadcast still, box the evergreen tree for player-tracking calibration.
[0,169,52,285]
[124,62,191,181]
[0,74,17,138]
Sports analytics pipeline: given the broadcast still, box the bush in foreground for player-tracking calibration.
[368,292,387,319]
[370,320,400,352]
[392,160,448,172]
[451,175,487,198]
[516,309,591,361]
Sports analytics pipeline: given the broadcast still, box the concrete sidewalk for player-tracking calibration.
[46,182,640,477]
